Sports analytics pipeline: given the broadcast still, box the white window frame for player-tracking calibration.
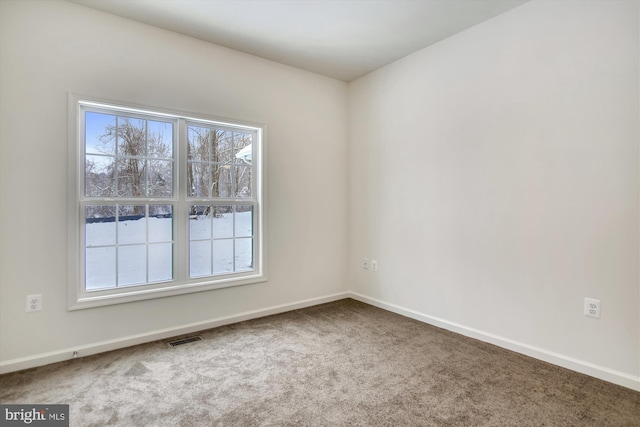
[67,94,267,310]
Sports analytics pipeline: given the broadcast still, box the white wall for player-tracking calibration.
[0,0,348,367]
[1,0,638,392]
[348,0,639,389]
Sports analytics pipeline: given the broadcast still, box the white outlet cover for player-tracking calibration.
[584,297,600,319]
[26,294,42,312]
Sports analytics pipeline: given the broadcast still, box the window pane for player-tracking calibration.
[214,165,232,198]
[188,162,212,198]
[213,130,233,164]
[117,204,143,216]
[117,158,146,197]
[187,125,211,162]
[117,117,146,157]
[85,155,115,197]
[118,245,147,286]
[190,240,212,277]
[147,120,173,158]
[234,165,251,198]
[85,111,116,155]
[86,246,116,290]
[118,205,146,244]
[189,205,211,239]
[147,159,172,197]
[212,206,233,239]
[148,243,172,282]
[85,205,116,246]
[212,239,233,274]
[235,144,252,165]
[235,238,253,271]
[235,206,253,238]
[148,205,172,243]
[149,204,172,216]
[233,132,252,164]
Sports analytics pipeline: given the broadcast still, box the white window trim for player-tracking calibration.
[67,93,267,310]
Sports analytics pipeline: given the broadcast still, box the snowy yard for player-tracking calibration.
[85,210,253,290]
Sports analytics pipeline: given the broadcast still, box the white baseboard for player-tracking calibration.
[348,292,640,392]
[3,290,638,393]
[0,292,349,375]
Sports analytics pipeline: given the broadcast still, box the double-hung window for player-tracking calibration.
[69,96,265,309]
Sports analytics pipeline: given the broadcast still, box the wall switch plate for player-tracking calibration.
[363,258,369,270]
[371,260,378,272]
[26,294,42,312]
[584,297,600,319]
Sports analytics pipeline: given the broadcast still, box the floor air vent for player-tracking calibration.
[167,336,203,347]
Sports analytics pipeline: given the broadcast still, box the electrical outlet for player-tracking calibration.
[26,294,42,312]
[371,260,378,272]
[584,297,600,319]
[363,258,369,270]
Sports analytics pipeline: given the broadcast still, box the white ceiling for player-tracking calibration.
[69,0,528,82]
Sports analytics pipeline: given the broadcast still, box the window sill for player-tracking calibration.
[68,273,267,310]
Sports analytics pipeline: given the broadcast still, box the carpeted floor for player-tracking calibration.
[1,299,639,426]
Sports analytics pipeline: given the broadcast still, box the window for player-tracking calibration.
[68,96,265,309]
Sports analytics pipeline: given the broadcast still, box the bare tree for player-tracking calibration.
[111,120,145,208]
[187,127,231,217]
[85,116,172,218]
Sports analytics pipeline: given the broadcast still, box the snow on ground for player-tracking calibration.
[85,211,252,290]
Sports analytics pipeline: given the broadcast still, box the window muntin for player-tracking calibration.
[189,205,254,277]
[84,204,174,290]
[186,125,253,198]
[84,112,174,198]
[72,98,265,309]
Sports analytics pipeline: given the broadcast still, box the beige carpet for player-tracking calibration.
[1,299,638,426]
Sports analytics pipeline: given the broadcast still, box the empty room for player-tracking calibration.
[0,0,638,425]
